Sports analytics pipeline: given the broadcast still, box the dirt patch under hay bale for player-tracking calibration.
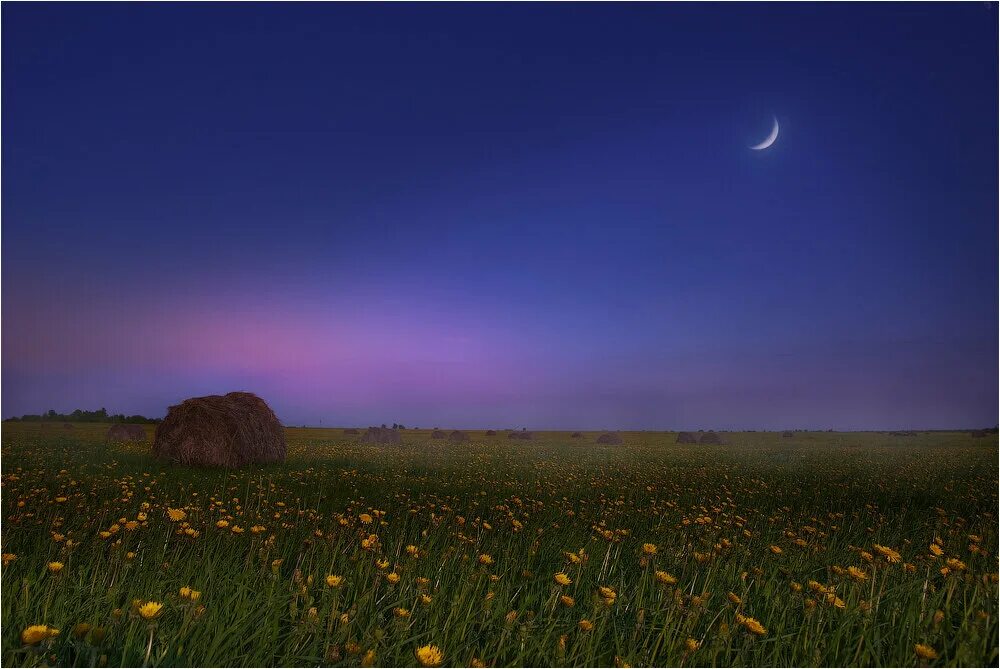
[343,428,359,435]
[699,431,725,445]
[362,426,401,444]
[107,424,146,442]
[448,430,470,443]
[485,430,497,436]
[570,432,583,438]
[508,431,534,440]
[676,432,698,444]
[596,432,623,444]
[153,392,286,468]
[431,430,447,439]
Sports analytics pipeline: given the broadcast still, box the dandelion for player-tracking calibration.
[359,513,373,524]
[415,644,444,667]
[847,566,868,582]
[325,575,344,588]
[642,543,657,555]
[560,595,576,607]
[420,593,432,605]
[873,544,901,563]
[21,625,60,645]
[769,545,783,555]
[685,638,700,652]
[578,619,594,631]
[929,543,944,557]
[71,623,92,639]
[914,644,938,660]
[727,592,742,605]
[386,572,400,584]
[654,571,677,585]
[946,557,966,571]
[554,572,572,586]
[138,601,164,620]
[47,561,64,574]
[735,613,767,636]
[215,519,229,529]
[478,553,494,565]
[2,553,16,567]
[394,607,410,618]
[598,586,617,605]
[167,508,186,522]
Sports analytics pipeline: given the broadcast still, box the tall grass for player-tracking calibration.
[2,424,997,666]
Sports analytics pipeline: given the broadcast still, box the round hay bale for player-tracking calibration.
[485,430,497,436]
[699,431,724,445]
[107,424,146,442]
[675,432,698,444]
[570,432,583,438]
[431,430,447,439]
[508,431,534,440]
[153,392,286,468]
[343,428,360,435]
[596,432,623,445]
[361,426,401,444]
[781,431,794,438]
[448,430,469,443]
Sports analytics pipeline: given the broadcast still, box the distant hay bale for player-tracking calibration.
[699,431,724,445]
[485,430,497,436]
[508,431,534,440]
[107,424,146,442]
[431,430,447,439]
[596,432,623,444]
[781,431,794,438]
[676,432,698,444]
[890,431,917,437]
[448,430,469,443]
[343,428,359,435]
[361,426,401,444]
[570,432,583,438]
[62,422,75,430]
[970,429,988,438]
[153,392,285,468]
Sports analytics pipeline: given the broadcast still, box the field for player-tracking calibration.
[1,424,997,667]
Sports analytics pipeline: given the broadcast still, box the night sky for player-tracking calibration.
[3,3,997,430]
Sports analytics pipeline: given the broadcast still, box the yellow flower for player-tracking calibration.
[179,586,192,599]
[847,566,868,582]
[929,543,944,557]
[2,553,16,567]
[914,644,938,660]
[21,625,60,645]
[47,561,64,574]
[179,585,201,601]
[386,572,400,584]
[138,601,164,620]
[642,543,657,555]
[415,644,444,667]
[126,552,136,560]
[215,519,229,529]
[598,586,617,604]
[393,607,410,618]
[560,595,576,607]
[250,525,266,534]
[362,650,376,666]
[873,544,901,563]
[578,619,594,631]
[654,571,677,585]
[375,559,390,570]
[361,534,379,551]
[554,572,572,586]
[230,525,244,534]
[167,508,186,522]
[420,593,432,605]
[478,553,494,565]
[933,610,944,625]
[945,557,966,571]
[325,575,344,588]
[769,545,782,555]
[359,513,373,524]
[727,592,742,605]
[71,623,91,639]
[790,581,802,592]
[685,638,700,652]
[736,612,767,635]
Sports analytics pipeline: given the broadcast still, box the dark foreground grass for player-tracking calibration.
[1,424,997,667]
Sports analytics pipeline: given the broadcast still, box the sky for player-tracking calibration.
[2,3,997,430]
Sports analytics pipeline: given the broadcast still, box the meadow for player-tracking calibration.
[1,424,997,667]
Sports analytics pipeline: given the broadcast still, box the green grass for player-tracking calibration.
[2,423,997,667]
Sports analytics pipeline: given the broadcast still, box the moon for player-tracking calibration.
[749,116,779,150]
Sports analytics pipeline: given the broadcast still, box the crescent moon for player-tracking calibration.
[749,116,779,150]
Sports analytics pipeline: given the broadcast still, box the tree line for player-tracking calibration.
[4,408,161,424]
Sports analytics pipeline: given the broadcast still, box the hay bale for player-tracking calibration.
[676,432,698,444]
[570,432,583,438]
[970,429,988,438]
[699,431,724,445]
[153,392,285,468]
[508,431,534,440]
[485,430,497,436]
[431,430,447,439]
[890,431,917,437]
[343,428,359,435]
[596,432,623,444]
[448,430,469,443]
[107,424,146,442]
[361,426,401,444]
[781,431,794,438]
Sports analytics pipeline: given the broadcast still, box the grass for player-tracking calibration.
[1,423,997,667]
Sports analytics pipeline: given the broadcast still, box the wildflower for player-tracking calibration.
[578,619,594,631]
[929,543,944,557]
[21,625,60,645]
[138,601,164,620]
[167,508,186,522]
[230,525,244,534]
[598,586,617,605]
[945,558,966,571]
[769,545,782,555]
[215,519,229,529]
[415,644,444,667]
[48,561,64,574]
[360,534,378,551]
[405,545,419,557]
[179,586,201,601]
[394,607,410,618]
[560,595,576,607]
[386,572,400,584]
[325,575,344,588]
[375,559,390,570]
[790,581,802,592]
[554,572,572,586]
[71,623,91,639]
[654,571,677,585]
[642,543,657,555]
[478,553,494,565]
[933,610,944,625]
[847,566,868,582]
[271,559,283,573]
[2,553,16,567]
[470,659,485,668]
[735,613,767,636]
[685,638,700,652]
[914,644,938,660]
[250,525,266,534]
[359,513,373,524]
[126,552,136,560]
[727,592,742,605]
[420,593,432,605]
[873,544,901,563]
